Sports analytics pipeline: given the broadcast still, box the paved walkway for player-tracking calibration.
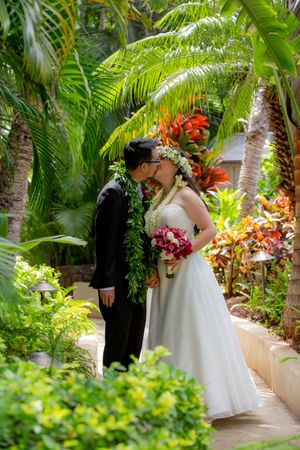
[92,318,300,449]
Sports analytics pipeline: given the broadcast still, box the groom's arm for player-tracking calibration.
[95,184,123,290]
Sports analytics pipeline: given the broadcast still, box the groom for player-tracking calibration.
[90,138,160,368]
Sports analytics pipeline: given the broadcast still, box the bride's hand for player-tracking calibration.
[166,257,182,270]
[147,269,160,288]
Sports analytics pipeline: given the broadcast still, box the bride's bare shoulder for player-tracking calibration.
[177,186,198,200]
[176,186,207,209]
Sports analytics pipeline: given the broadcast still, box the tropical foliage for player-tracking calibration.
[241,262,292,330]
[97,1,254,158]
[0,347,212,449]
[207,193,295,297]
[222,0,300,360]
[157,111,231,192]
[0,0,134,247]
[205,188,245,231]
[0,0,300,445]
[0,257,96,376]
[257,143,281,199]
[0,0,77,241]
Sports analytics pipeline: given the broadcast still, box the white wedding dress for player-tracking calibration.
[147,203,261,420]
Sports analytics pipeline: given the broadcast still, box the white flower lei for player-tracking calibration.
[145,175,187,235]
[157,146,192,177]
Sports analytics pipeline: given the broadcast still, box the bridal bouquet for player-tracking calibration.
[150,225,193,278]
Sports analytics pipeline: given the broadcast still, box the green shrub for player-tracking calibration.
[243,262,292,330]
[0,258,96,377]
[258,145,281,200]
[204,188,244,232]
[0,347,212,450]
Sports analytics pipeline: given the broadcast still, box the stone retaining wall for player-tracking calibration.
[233,316,300,418]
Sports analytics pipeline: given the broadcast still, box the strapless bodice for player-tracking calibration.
[158,204,194,239]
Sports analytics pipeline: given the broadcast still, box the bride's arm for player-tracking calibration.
[176,188,217,253]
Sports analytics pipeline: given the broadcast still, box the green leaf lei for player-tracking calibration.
[112,161,156,304]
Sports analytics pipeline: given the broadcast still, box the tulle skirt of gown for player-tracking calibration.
[147,204,261,420]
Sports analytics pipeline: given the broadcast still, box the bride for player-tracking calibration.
[145,146,261,421]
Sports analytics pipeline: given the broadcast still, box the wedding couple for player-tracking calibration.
[90,138,260,421]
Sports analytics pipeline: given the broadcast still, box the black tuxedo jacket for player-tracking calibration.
[90,180,129,293]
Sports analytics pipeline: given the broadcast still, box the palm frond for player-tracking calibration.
[0,76,66,213]
[222,0,297,76]
[20,235,87,251]
[99,104,156,159]
[52,203,95,239]
[214,71,255,149]
[151,63,248,110]
[0,81,40,121]
[121,47,211,106]
[29,124,64,213]
[3,0,76,84]
[133,45,249,103]
[96,38,250,116]
[0,0,10,40]
[99,61,249,158]
[156,2,217,31]
[177,15,237,42]
[0,237,25,279]
[56,48,93,175]
[105,0,129,47]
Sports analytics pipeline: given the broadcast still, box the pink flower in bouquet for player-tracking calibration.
[150,225,193,278]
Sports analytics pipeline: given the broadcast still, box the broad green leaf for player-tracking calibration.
[236,8,247,31]
[221,0,240,16]
[20,235,87,251]
[250,33,273,78]
[0,213,8,238]
[0,238,24,254]
[290,35,300,54]
[230,0,297,77]
[0,0,10,39]
[283,12,298,36]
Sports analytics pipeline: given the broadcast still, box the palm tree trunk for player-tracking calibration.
[0,115,32,242]
[238,88,268,218]
[99,7,106,32]
[282,0,300,350]
[263,88,295,202]
[283,128,300,348]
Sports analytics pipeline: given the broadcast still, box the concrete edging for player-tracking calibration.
[78,334,99,375]
[232,316,300,418]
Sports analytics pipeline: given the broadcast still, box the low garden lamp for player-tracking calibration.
[249,251,275,296]
[30,280,58,304]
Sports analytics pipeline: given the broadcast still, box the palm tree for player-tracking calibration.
[285,0,300,345]
[0,0,76,242]
[237,88,269,218]
[222,0,300,344]
[0,0,131,244]
[96,2,254,159]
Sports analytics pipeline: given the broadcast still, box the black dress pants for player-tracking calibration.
[99,292,146,369]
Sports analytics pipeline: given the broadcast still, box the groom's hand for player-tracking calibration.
[99,288,115,307]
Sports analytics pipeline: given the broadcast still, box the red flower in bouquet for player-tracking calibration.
[150,225,193,278]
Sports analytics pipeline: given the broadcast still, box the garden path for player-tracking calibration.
[92,318,300,449]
